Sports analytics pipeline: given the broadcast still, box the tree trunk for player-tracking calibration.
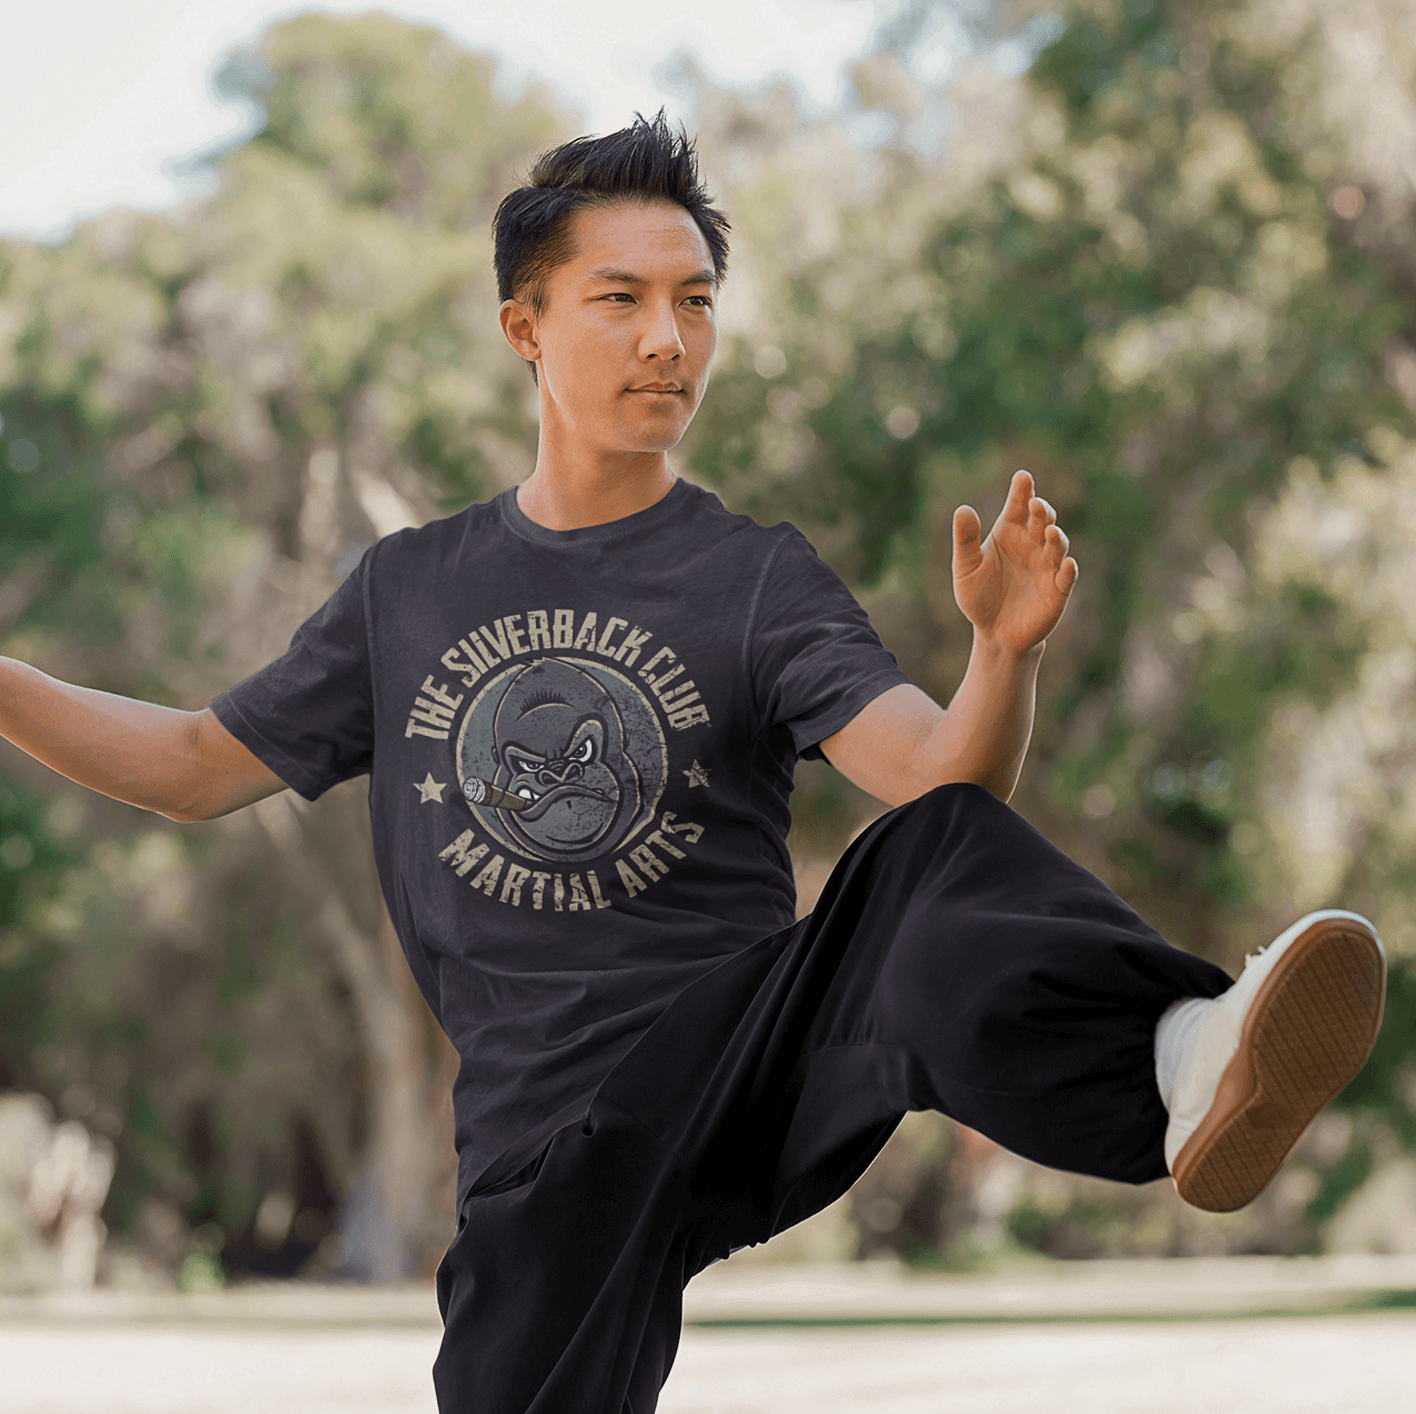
[253,793,458,1279]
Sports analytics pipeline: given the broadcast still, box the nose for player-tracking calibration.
[639,296,685,364]
[538,760,584,787]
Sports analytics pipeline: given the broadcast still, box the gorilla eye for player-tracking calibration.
[574,737,595,763]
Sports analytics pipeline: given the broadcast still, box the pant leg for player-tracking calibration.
[558,779,1233,1258]
[432,1101,714,1414]
[760,782,1235,1230]
[430,918,807,1414]
[432,782,1235,1410]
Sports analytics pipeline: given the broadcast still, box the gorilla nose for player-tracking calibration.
[537,761,584,787]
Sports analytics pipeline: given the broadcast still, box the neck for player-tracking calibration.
[516,434,677,532]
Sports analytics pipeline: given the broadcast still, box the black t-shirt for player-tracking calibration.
[212,478,910,1203]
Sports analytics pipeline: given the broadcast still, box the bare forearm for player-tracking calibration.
[913,632,1043,802]
[0,657,206,820]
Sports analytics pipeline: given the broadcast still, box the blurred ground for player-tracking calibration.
[3,1256,1415,1413]
[4,1316,1416,1413]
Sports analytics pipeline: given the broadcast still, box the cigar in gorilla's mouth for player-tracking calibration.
[462,777,532,812]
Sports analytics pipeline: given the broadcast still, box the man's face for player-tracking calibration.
[506,200,719,455]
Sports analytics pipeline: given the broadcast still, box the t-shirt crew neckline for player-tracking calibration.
[498,476,694,547]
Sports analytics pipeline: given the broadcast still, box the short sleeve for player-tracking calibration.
[209,554,375,801]
[749,530,912,760]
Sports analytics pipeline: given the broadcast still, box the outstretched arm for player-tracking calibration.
[820,469,1078,806]
[0,658,287,822]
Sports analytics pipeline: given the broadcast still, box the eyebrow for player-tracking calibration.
[587,265,718,288]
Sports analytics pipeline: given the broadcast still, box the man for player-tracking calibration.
[0,114,1386,1412]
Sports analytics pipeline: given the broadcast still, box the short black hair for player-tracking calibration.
[492,110,731,380]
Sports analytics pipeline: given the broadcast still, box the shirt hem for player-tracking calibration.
[209,693,331,803]
[794,666,914,761]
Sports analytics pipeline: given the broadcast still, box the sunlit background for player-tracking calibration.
[3,0,1416,1393]
[4,0,909,240]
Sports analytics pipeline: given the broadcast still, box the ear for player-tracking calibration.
[499,298,540,365]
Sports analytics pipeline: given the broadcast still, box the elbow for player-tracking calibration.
[153,798,209,825]
[162,710,216,822]
[907,765,1015,807]
[153,774,213,825]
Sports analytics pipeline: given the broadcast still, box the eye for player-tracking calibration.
[685,295,714,308]
[602,292,634,303]
[574,737,595,763]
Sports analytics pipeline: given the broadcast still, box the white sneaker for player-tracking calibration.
[1165,909,1386,1213]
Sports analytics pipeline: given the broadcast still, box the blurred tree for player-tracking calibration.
[681,0,1416,1252]
[687,0,1416,977]
[4,0,1416,1280]
[0,12,566,1280]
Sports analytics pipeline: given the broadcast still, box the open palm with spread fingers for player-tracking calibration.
[953,469,1079,656]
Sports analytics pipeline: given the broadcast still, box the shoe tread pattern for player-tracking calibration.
[1172,920,1385,1214]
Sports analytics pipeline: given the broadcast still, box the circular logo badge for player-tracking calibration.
[455,656,668,865]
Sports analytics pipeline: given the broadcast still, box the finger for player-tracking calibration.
[953,504,983,570]
[1045,523,1070,561]
[1029,496,1058,530]
[1057,555,1079,594]
[1001,469,1034,524]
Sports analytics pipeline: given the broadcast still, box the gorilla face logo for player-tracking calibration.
[488,660,643,858]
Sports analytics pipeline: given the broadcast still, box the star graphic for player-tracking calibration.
[683,760,710,789]
[414,772,447,804]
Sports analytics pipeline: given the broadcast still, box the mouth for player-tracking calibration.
[512,782,611,820]
[628,385,684,394]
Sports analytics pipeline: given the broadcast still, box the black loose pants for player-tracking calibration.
[433,784,1232,1413]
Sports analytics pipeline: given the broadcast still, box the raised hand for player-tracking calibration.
[952,469,1079,656]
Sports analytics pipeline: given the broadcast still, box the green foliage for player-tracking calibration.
[3,1,1414,1267]
[691,0,1415,962]
[0,400,108,588]
[0,780,75,1090]
[1304,1129,1374,1227]
[1004,1192,1174,1260]
[0,13,565,1267]
[240,14,556,230]
[1329,959,1416,1148]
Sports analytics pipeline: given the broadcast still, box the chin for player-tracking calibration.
[638,430,689,452]
[616,418,692,453]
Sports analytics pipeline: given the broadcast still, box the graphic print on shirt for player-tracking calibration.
[403,607,709,912]
[456,656,666,865]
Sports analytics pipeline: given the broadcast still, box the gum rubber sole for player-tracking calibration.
[1172,917,1386,1214]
